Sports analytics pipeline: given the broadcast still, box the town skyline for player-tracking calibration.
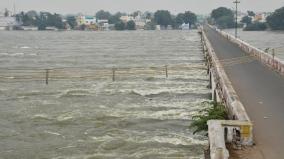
[1,0,284,15]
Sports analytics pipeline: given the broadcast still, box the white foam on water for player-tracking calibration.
[57,89,94,98]
[4,76,15,79]
[0,150,14,154]
[98,107,192,120]
[10,52,25,56]
[56,110,83,122]
[44,130,62,136]
[33,114,52,120]
[0,53,9,56]
[1,30,209,159]
[20,46,30,49]
[0,52,38,57]
[91,135,113,142]
[148,135,207,146]
[28,53,38,56]
[56,114,74,122]
[103,81,209,97]
[57,145,76,150]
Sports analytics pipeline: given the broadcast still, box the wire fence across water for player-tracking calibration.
[0,64,207,83]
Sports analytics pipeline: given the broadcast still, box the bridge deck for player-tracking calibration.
[205,26,284,159]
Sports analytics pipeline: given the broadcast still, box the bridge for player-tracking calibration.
[202,25,284,159]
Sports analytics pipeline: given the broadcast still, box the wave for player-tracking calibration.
[32,112,76,123]
[128,89,210,99]
[17,91,60,97]
[32,114,53,120]
[0,52,38,57]
[58,89,93,98]
[20,46,31,49]
[0,52,24,57]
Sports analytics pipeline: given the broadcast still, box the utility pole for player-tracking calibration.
[233,0,240,38]
[13,2,16,16]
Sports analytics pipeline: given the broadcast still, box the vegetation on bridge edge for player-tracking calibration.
[190,101,228,134]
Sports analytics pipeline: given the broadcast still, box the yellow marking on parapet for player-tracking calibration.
[241,125,251,138]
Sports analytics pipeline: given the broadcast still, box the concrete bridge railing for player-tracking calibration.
[200,26,253,159]
[210,25,284,76]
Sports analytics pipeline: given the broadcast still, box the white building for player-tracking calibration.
[0,16,18,30]
[253,12,271,23]
[97,19,109,31]
[156,25,161,30]
[77,15,96,25]
[22,26,38,31]
[181,23,190,30]
[120,13,151,29]
[120,16,134,23]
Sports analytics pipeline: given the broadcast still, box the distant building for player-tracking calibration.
[156,25,161,30]
[77,15,96,26]
[76,15,97,30]
[0,13,18,30]
[181,23,190,30]
[45,26,58,31]
[22,26,38,31]
[120,12,150,30]
[135,21,145,30]
[253,12,271,23]
[97,19,109,31]
[120,16,134,23]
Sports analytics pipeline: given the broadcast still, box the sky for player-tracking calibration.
[1,0,284,15]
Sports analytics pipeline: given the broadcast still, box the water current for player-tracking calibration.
[0,30,211,159]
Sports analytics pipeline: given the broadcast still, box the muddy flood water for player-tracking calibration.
[0,30,211,159]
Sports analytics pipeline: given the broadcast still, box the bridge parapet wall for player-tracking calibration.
[201,27,250,122]
[210,25,284,76]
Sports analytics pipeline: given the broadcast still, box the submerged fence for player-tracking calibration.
[0,64,206,84]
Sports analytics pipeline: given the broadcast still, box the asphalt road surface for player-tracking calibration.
[205,26,284,159]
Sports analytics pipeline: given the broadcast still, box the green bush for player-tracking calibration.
[190,102,228,134]
[211,7,235,29]
[244,22,267,31]
[126,20,136,30]
[266,6,284,30]
[114,20,126,30]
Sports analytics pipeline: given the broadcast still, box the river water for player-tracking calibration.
[0,30,211,159]
[224,29,284,61]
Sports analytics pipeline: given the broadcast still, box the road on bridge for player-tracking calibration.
[205,26,284,159]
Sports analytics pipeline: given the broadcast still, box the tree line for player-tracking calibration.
[15,10,197,30]
[83,10,197,30]
[15,11,66,30]
[210,6,284,31]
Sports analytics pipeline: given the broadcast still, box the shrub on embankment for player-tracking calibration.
[190,102,228,134]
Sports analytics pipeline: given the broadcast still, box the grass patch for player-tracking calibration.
[190,102,228,134]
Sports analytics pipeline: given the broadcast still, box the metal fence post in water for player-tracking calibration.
[112,68,116,82]
[45,69,49,85]
[165,65,168,78]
